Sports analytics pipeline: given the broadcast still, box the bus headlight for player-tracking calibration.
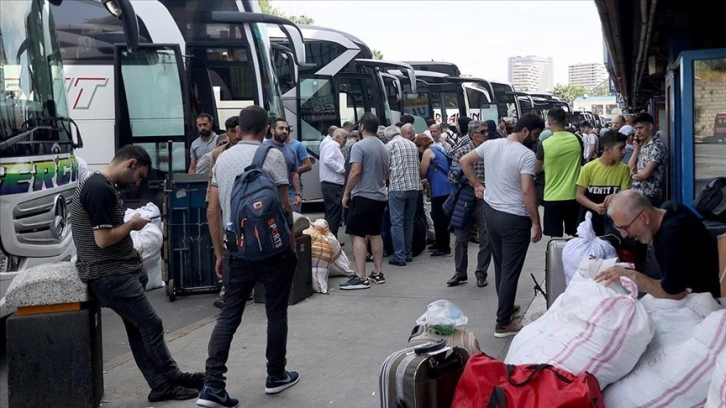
[0,248,23,273]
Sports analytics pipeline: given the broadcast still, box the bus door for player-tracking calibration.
[114,43,189,206]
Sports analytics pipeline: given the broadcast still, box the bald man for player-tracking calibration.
[401,123,416,141]
[595,190,720,299]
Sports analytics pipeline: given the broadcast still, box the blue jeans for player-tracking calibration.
[388,190,419,262]
[89,271,181,389]
[205,250,297,388]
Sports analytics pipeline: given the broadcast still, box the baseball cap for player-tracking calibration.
[619,125,635,136]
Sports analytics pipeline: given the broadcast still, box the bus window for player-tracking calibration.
[299,77,335,155]
[205,47,257,126]
[693,58,726,197]
[117,47,186,171]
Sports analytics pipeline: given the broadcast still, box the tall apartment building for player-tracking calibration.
[508,55,554,93]
[510,63,540,93]
[568,63,609,90]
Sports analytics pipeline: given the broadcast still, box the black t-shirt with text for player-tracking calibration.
[652,201,720,298]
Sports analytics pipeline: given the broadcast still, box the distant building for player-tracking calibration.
[510,63,540,93]
[508,55,554,93]
[568,63,609,90]
[573,95,622,120]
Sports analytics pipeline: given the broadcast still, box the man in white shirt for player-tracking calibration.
[319,128,348,237]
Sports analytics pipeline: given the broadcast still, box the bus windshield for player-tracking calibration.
[0,0,73,157]
[251,22,284,121]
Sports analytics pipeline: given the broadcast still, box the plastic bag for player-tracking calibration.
[562,212,617,285]
[416,299,469,335]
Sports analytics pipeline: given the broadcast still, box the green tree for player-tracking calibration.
[552,84,589,105]
[372,49,384,60]
[258,0,314,25]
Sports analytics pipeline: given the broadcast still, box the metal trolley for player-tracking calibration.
[163,157,220,301]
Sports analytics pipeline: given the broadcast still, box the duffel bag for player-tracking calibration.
[451,352,604,408]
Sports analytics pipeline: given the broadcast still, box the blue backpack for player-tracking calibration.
[228,145,291,262]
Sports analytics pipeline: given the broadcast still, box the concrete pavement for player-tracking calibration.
[94,225,549,408]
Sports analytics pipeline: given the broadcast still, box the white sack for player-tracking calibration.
[131,223,164,291]
[604,309,726,408]
[705,351,726,408]
[505,257,653,388]
[562,212,618,285]
[124,202,162,231]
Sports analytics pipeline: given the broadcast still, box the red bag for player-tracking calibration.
[452,353,605,408]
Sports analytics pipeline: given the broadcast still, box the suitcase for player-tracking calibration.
[545,238,569,309]
[407,325,481,358]
[380,340,468,408]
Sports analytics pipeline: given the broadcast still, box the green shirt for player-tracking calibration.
[537,131,582,201]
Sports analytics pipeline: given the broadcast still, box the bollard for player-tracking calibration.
[5,262,104,408]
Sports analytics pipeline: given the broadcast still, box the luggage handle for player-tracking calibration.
[505,364,573,387]
[413,339,446,355]
[487,386,506,408]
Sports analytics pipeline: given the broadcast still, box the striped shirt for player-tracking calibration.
[70,173,142,282]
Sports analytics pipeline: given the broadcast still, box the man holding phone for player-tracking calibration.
[627,113,668,207]
[70,145,204,403]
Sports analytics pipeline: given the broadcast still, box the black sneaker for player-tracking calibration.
[175,371,205,391]
[148,383,199,402]
[265,371,300,394]
[369,272,386,284]
[339,275,370,290]
[196,385,239,407]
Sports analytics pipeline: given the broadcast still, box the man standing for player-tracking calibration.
[319,128,348,237]
[596,190,720,299]
[198,106,299,407]
[446,120,492,287]
[401,123,416,142]
[386,125,422,266]
[189,113,219,174]
[535,108,582,237]
[628,113,668,207]
[460,114,544,337]
[287,130,313,213]
[71,145,203,402]
[264,118,302,211]
[341,113,390,289]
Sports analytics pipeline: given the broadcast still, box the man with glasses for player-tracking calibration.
[595,190,720,299]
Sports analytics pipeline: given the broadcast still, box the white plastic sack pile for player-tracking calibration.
[605,308,726,408]
[505,257,653,388]
[705,351,726,408]
[562,212,617,285]
[125,204,164,291]
[303,219,353,293]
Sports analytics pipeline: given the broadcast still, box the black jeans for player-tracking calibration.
[321,181,344,237]
[205,250,297,388]
[430,195,450,251]
[483,202,532,327]
[89,271,181,389]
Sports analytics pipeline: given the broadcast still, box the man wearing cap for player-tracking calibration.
[619,124,636,164]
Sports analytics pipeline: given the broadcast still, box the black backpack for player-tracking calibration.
[694,177,726,222]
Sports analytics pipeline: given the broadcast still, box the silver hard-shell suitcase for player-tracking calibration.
[545,238,570,309]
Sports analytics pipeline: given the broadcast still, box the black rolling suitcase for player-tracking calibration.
[379,340,468,408]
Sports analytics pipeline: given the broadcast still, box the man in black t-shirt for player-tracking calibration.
[70,145,204,403]
[595,190,721,299]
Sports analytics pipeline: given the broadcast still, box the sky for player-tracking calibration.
[274,0,605,85]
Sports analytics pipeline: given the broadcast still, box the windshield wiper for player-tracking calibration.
[0,116,83,151]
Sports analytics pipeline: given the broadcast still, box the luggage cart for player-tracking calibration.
[162,143,220,301]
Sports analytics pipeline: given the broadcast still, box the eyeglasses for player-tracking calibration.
[613,210,644,233]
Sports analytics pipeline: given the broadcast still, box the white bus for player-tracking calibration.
[52,0,305,202]
[270,26,416,202]
[0,0,138,317]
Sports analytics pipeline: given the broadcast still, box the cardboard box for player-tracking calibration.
[719,234,726,297]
